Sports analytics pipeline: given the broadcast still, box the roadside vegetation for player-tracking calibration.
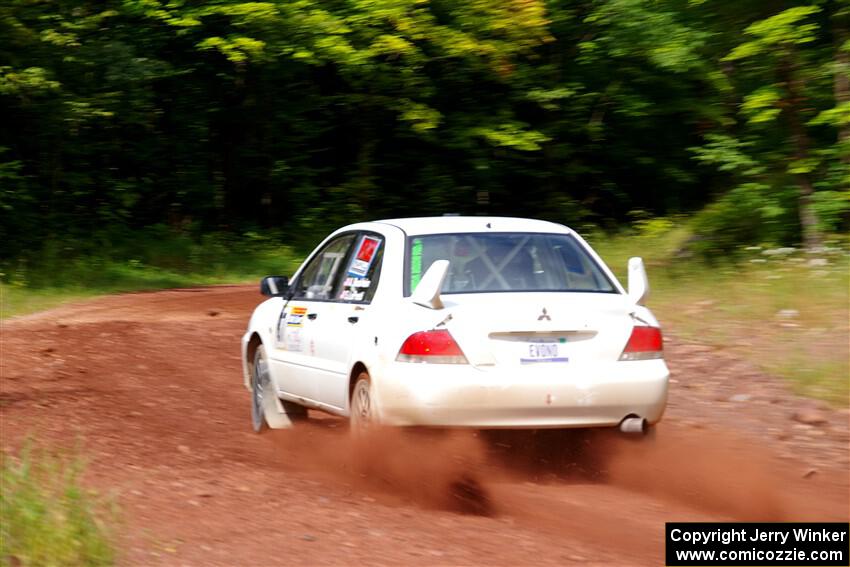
[1,228,302,318]
[0,445,115,567]
[590,220,849,407]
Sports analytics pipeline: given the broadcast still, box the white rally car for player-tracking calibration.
[241,217,668,434]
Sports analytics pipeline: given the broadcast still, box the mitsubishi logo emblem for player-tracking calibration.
[538,308,551,321]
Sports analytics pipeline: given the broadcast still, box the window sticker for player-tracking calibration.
[339,289,365,301]
[410,238,423,291]
[339,277,370,301]
[342,277,371,289]
[348,236,381,277]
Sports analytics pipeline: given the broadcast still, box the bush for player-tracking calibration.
[1,227,302,291]
[688,182,800,258]
[0,446,115,566]
[811,190,850,234]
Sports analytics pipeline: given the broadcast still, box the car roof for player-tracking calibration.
[373,216,572,236]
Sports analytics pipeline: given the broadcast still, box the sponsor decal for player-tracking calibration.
[348,235,381,277]
[339,290,365,301]
[339,276,372,301]
[276,306,308,350]
[287,305,307,327]
[410,238,423,291]
[343,277,371,288]
[284,327,302,351]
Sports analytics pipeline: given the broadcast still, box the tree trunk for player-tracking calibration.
[356,133,376,215]
[834,5,849,165]
[782,53,822,251]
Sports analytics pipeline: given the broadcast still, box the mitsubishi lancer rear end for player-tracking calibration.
[367,218,669,434]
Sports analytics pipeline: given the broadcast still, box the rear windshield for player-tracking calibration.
[406,232,617,295]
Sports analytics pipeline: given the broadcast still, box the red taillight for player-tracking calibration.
[619,326,663,361]
[397,329,468,364]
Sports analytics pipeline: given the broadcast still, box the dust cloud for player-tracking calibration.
[270,422,494,515]
[603,428,786,520]
[267,418,816,522]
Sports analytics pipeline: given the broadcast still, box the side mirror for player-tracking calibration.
[627,257,649,305]
[260,275,289,297]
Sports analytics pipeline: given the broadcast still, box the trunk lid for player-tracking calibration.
[442,292,634,368]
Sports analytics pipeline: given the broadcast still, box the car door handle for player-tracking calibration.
[307,313,318,320]
[348,316,359,324]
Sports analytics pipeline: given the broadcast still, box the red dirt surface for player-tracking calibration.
[2,285,848,566]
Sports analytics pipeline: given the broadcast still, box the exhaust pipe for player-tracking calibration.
[619,416,648,434]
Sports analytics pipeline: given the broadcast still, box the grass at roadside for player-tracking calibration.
[0,445,115,567]
[1,285,98,319]
[1,231,303,318]
[589,223,850,406]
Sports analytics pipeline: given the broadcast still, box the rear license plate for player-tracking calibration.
[520,342,569,364]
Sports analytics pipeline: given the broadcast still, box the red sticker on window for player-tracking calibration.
[348,236,381,277]
[357,237,379,263]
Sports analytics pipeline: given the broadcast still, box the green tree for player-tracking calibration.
[722,4,844,250]
[1,0,846,269]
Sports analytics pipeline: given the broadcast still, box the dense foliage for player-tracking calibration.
[1,0,848,262]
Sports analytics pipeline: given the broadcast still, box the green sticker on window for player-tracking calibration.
[410,238,423,291]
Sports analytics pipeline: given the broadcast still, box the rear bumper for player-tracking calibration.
[374,359,669,429]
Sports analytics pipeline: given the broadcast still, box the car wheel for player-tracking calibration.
[251,345,308,433]
[350,372,376,435]
[251,346,271,433]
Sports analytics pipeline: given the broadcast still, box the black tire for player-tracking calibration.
[251,345,308,433]
[251,346,270,433]
[349,371,375,435]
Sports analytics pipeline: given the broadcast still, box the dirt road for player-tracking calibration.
[2,286,848,565]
